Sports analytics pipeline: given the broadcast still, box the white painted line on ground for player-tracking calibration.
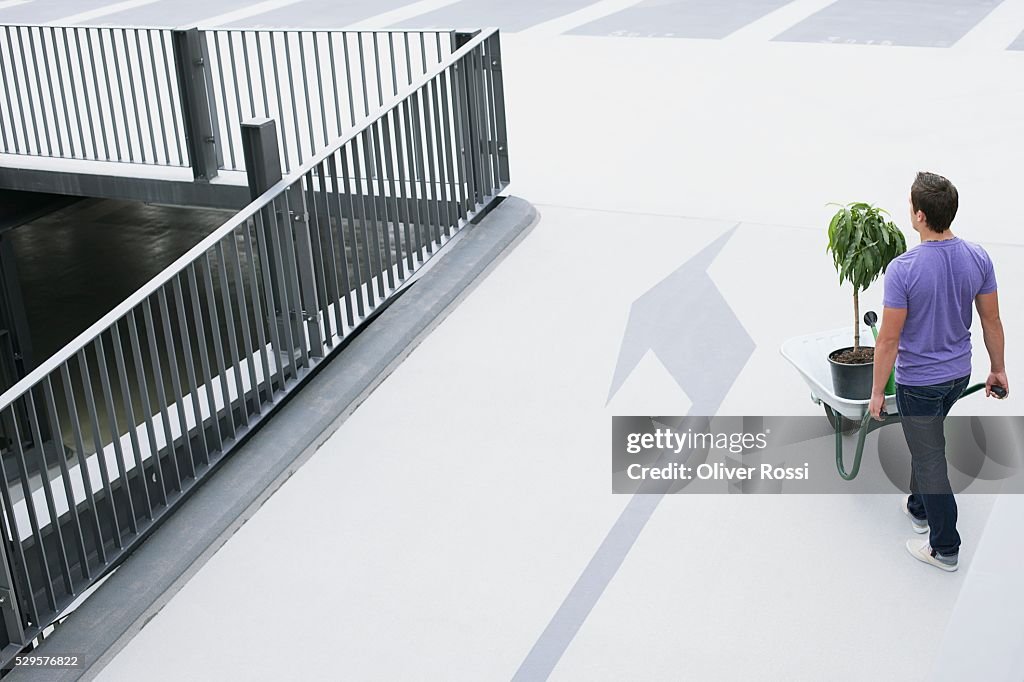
[348,0,463,30]
[47,0,161,24]
[723,0,837,42]
[953,0,1024,51]
[0,0,32,11]
[196,0,305,27]
[524,0,647,37]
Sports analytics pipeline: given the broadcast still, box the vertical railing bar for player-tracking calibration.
[474,46,494,196]
[93,334,139,535]
[449,55,470,220]
[212,31,236,170]
[156,286,197,480]
[185,265,222,456]
[278,190,311,369]
[319,156,347,337]
[170,274,210,461]
[228,31,246,167]
[146,30,172,165]
[400,99,424,261]
[403,32,412,87]
[254,30,270,120]
[349,140,376,309]
[98,29,123,162]
[468,47,488,202]
[38,379,90,582]
[112,29,135,163]
[81,28,111,159]
[369,125,395,290]
[419,32,427,76]
[391,100,415,272]
[140,301,181,493]
[439,69,464,226]
[125,309,169,508]
[59,363,108,566]
[71,27,97,157]
[421,81,443,245]
[37,27,63,157]
[214,240,249,425]
[372,32,383,108]
[0,416,46,622]
[16,28,42,155]
[341,33,357,128]
[240,31,256,119]
[27,27,53,156]
[327,32,343,138]
[283,32,304,168]
[409,91,434,254]
[483,38,502,191]
[304,165,333,347]
[198,253,236,441]
[120,27,145,164]
[379,110,405,281]
[357,32,369,118]
[76,347,123,550]
[356,132,385,302]
[110,321,153,519]
[0,27,21,153]
[251,211,287,393]
[312,32,330,150]
[135,30,159,165]
[158,30,185,165]
[226,231,261,415]
[0,414,42,615]
[265,198,299,380]
[298,31,317,158]
[388,32,398,99]
[338,146,365,318]
[428,76,452,237]
[240,219,274,406]
[60,26,87,158]
[268,32,291,172]
[328,152,356,327]
[8,403,61,608]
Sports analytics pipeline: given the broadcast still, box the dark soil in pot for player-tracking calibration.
[828,346,875,400]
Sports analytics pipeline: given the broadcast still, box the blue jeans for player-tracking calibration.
[896,374,970,556]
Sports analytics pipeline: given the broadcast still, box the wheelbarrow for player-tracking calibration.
[780,312,1004,480]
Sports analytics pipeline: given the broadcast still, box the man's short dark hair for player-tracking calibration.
[911,171,958,233]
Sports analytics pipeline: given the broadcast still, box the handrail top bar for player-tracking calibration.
[0,26,499,413]
[0,22,458,33]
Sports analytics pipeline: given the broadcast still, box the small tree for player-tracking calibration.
[826,202,907,350]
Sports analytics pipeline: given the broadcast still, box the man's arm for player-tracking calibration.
[869,306,907,420]
[976,291,1009,398]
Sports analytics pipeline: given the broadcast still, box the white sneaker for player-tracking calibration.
[906,539,958,572]
[901,499,929,534]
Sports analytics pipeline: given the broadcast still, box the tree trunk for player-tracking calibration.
[853,289,860,350]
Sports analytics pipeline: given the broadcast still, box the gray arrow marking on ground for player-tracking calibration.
[514,224,755,681]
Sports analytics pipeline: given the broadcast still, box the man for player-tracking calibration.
[869,171,1008,572]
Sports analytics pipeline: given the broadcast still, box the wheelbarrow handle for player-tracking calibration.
[961,383,1008,399]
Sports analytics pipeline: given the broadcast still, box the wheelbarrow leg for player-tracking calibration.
[835,412,900,480]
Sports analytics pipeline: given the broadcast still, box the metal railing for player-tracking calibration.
[0,25,459,178]
[203,29,454,173]
[0,28,507,663]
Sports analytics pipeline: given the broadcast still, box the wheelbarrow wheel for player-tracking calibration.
[824,404,859,433]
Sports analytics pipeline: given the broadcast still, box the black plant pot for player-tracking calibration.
[828,347,874,400]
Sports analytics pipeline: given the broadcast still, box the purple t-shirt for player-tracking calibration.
[882,237,997,386]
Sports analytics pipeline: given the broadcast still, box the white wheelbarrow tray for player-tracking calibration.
[780,325,897,421]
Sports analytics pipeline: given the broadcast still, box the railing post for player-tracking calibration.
[172,28,220,181]
[485,32,510,188]
[287,185,324,361]
[453,31,483,207]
